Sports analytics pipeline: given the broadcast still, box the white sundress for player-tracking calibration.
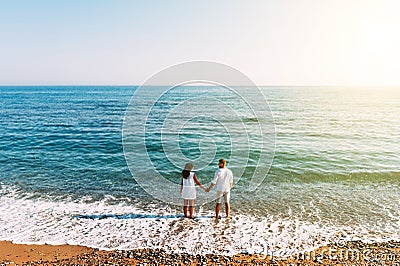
[182,172,196,200]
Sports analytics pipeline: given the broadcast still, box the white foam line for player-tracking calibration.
[1,186,400,256]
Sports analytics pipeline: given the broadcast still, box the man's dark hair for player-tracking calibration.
[219,158,226,166]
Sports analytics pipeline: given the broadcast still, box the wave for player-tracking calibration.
[1,185,399,256]
[266,169,400,183]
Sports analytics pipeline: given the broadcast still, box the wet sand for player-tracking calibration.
[1,240,400,265]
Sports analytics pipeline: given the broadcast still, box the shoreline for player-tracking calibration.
[1,240,400,265]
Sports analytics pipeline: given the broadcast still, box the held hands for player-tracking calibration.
[201,187,207,192]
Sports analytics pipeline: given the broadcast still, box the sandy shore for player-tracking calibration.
[1,240,400,265]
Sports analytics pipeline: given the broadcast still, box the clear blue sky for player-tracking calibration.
[1,0,399,86]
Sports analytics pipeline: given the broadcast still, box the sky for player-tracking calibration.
[0,0,399,86]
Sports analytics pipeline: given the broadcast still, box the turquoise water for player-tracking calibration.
[0,86,399,254]
[0,86,136,200]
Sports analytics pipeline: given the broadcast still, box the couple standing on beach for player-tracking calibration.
[180,159,233,219]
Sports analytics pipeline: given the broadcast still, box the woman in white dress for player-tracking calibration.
[180,163,206,218]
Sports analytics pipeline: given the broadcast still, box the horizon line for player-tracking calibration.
[1,84,400,88]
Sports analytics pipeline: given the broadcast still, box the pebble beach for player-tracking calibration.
[2,240,400,265]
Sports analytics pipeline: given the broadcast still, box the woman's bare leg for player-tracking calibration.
[183,199,188,217]
[189,199,195,218]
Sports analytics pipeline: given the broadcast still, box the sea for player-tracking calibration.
[0,86,399,256]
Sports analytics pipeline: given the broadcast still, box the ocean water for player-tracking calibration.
[0,86,400,255]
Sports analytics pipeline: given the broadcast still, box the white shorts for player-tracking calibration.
[216,191,230,204]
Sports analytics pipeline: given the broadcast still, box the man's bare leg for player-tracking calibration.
[225,202,230,218]
[215,203,221,219]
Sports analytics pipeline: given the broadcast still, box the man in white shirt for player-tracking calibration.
[206,158,233,219]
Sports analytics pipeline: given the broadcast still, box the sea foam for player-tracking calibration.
[1,186,399,256]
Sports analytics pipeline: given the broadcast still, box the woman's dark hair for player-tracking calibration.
[182,170,190,179]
